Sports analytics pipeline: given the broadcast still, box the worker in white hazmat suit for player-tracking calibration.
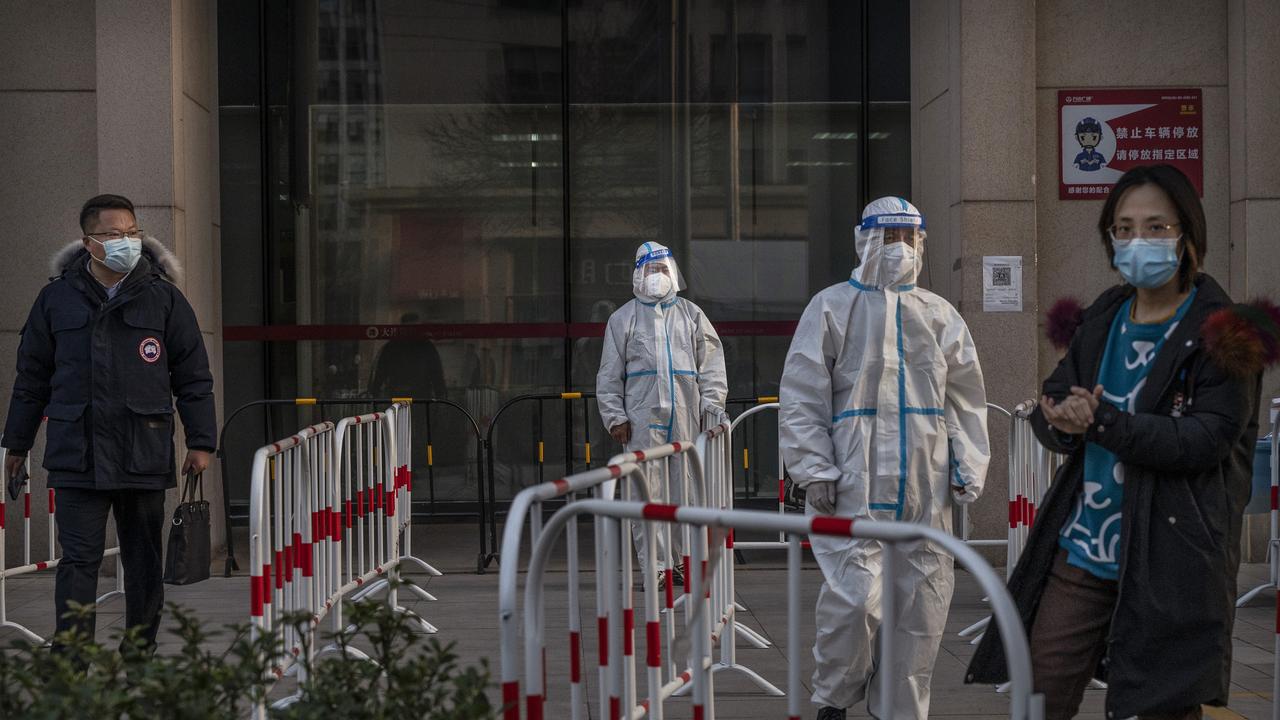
[597,242,729,580]
[779,197,990,720]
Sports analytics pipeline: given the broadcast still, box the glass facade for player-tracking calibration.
[217,0,910,518]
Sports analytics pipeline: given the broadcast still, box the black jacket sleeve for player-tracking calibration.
[1087,356,1254,474]
[1029,335,1084,455]
[165,290,217,452]
[3,292,54,454]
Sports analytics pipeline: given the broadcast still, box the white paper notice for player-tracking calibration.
[983,256,1023,312]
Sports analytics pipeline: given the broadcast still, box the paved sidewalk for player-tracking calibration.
[0,524,1273,719]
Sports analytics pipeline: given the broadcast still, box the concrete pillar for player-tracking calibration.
[1034,0,1230,380]
[96,0,225,558]
[0,0,223,566]
[1228,0,1280,559]
[912,0,1039,550]
[913,0,1267,558]
[0,1,99,566]
[1228,0,1280,403]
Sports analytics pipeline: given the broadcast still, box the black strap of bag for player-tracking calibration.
[163,472,212,585]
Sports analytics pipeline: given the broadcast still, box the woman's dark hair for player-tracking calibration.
[79,193,135,233]
[1097,164,1205,292]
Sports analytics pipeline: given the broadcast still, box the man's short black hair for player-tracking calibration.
[79,194,136,233]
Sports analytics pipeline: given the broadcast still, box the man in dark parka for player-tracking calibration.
[2,194,216,650]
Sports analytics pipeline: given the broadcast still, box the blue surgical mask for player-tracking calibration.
[1112,236,1181,289]
[91,236,143,273]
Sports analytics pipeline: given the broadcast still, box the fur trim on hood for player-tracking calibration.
[1046,291,1280,377]
[50,236,183,281]
[1201,299,1280,378]
[1046,297,1085,350]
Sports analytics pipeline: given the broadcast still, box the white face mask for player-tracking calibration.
[643,273,673,299]
[880,242,918,284]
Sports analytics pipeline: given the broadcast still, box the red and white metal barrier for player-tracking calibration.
[348,402,443,606]
[0,446,124,644]
[1239,398,1280,608]
[518,496,1045,720]
[682,415,778,693]
[248,408,440,717]
[958,401,1062,645]
[496,461,624,720]
[1004,401,1060,574]
[248,420,342,713]
[1246,400,1280,720]
[956,403,1014,550]
[498,423,775,720]
[724,402,787,552]
[728,401,1016,554]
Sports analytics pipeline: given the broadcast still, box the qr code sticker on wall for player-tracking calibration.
[992,266,1012,286]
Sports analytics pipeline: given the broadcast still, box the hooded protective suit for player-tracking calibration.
[597,242,728,573]
[779,197,990,718]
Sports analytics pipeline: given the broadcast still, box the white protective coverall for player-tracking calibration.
[779,197,990,718]
[596,242,729,573]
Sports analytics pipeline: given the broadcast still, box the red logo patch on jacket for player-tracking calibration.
[139,337,162,363]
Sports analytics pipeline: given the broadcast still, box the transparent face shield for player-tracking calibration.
[632,245,685,301]
[853,214,926,287]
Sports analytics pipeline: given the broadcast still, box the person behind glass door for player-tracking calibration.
[369,312,447,401]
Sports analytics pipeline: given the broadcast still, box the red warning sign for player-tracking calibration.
[1059,88,1203,200]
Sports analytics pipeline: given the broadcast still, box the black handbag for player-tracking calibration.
[163,472,211,585]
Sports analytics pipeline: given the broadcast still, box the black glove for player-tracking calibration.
[7,461,28,502]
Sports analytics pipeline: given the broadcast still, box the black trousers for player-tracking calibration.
[53,487,166,648]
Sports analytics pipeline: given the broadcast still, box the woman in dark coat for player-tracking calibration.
[966,164,1279,720]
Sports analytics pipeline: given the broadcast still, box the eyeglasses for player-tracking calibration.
[86,229,143,241]
[1107,222,1180,242]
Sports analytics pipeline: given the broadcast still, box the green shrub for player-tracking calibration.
[276,598,494,719]
[0,593,495,720]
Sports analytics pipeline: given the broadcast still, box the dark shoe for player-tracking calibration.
[815,707,846,720]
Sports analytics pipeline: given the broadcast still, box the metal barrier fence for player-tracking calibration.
[0,446,124,644]
[612,421,777,699]
[724,395,779,505]
[1003,401,1060,574]
[724,401,785,552]
[518,496,1044,720]
[248,419,337,707]
[318,407,437,634]
[1239,399,1280,608]
[499,422,742,717]
[957,401,1063,646]
[480,391,598,574]
[220,396,483,577]
[957,403,1014,551]
[248,407,442,717]
[726,401,1020,557]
